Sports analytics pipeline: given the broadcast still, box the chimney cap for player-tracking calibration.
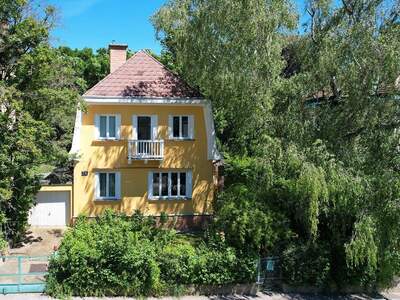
[109,43,128,50]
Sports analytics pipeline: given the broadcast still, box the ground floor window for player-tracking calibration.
[148,171,192,199]
[95,171,121,200]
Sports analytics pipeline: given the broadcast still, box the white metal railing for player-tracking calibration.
[128,140,164,162]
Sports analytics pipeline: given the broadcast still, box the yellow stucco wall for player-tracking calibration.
[73,104,215,219]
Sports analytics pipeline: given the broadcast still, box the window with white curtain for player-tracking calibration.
[148,171,192,199]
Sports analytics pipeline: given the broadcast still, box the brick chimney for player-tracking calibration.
[109,44,127,73]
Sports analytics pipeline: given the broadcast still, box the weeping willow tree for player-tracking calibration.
[152,0,297,154]
[153,0,400,288]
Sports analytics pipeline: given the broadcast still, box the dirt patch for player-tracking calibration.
[8,227,66,256]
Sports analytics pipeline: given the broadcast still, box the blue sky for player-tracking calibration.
[49,0,167,53]
[48,0,309,53]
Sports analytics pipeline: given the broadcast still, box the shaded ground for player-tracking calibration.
[0,292,394,300]
[8,227,66,256]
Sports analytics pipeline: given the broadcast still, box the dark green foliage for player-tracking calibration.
[0,85,53,242]
[282,242,331,287]
[214,184,283,255]
[46,210,257,298]
[57,47,109,90]
[153,0,400,289]
[0,1,83,243]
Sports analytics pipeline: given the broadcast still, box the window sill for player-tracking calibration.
[148,197,192,201]
[95,138,121,141]
[94,198,121,202]
[168,138,195,141]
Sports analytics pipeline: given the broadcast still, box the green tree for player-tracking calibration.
[294,0,400,286]
[153,0,400,288]
[58,47,109,90]
[0,0,82,242]
[152,0,297,154]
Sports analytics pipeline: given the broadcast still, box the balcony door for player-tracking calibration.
[137,116,151,155]
[137,116,151,140]
[130,115,162,161]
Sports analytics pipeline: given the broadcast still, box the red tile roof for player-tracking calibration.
[84,50,201,98]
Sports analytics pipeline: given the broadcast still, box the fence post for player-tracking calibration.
[17,256,22,292]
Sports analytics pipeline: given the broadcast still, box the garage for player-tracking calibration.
[29,187,71,227]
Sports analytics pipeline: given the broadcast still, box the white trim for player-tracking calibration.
[115,172,121,199]
[83,96,206,106]
[188,115,194,139]
[115,114,121,139]
[94,173,100,198]
[186,170,192,198]
[94,114,100,140]
[95,171,121,201]
[203,103,221,160]
[147,172,153,198]
[151,115,158,140]
[132,115,138,139]
[69,109,82,155]
[96,114,120,140]
[168,115,173,139]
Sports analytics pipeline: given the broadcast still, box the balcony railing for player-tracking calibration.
[128,140,164,162]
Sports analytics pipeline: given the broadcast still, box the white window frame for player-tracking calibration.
[148,170,192,200]
[169,115,194,140]
[95,171,121,200]
[132,115,158,140]
[95,114,121,140]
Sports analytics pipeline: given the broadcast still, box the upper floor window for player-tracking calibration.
[95,171,121,200]
[94,114,121,140]
[169,115,194,139]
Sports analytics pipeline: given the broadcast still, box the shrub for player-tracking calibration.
[46,210,256,298]
[281,242,331,287]
[158,241,196,285]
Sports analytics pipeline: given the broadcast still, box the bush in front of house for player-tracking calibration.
[45,210,257,298]
[281,242,331,288]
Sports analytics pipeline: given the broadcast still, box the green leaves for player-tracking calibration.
[153,0,297,154]
[46,210,257,297]
[0,1,82,243]
[153,0,400,289]
[345,216,378,272]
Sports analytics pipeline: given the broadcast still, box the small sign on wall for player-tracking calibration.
[81,171,88,176]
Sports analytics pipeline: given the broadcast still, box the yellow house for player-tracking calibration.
[57,44,221,228]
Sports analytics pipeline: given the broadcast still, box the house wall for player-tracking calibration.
[72,104,215,219]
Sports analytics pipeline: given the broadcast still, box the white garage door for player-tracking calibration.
[29,191,69,226]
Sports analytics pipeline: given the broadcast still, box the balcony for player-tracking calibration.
[128,140,164,162]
